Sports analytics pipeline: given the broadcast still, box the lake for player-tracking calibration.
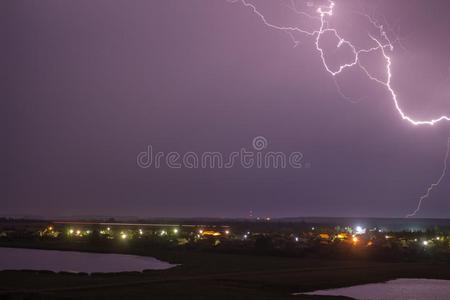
[0,247,176,273]
[297,278,450,300]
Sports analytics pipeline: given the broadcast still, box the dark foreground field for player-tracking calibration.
[1,241,450,299]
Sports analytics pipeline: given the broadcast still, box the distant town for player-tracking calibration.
[2,217,450,262]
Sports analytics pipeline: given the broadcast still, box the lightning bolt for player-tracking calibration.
[406,138,450,217]
[232,0,450,125]
[231,0,450,215]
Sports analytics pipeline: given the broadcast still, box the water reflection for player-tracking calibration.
[298,278,450,300]
[0,247,176,273]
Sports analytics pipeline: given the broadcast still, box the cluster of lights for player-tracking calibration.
[255,217,271,221]
[40,225,58,237]
[49,224,450,250]
[66,226,190,239]
[66,228,92,237]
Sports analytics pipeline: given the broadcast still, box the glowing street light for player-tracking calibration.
[355,226,366,234]
[173,228,178,234]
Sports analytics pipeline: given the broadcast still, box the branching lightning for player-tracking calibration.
[234,0,450,125]
[231,0,450,216]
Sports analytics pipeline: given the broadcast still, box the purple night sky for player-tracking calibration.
[3,0,450,218]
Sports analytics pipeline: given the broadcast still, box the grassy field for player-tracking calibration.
[1,241,450,299]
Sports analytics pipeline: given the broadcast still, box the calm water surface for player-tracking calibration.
[297,278,450,300]
[0,247,176,273]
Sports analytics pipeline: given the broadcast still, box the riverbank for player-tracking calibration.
[1,240,450,299]
[0,247,176,273]
[300,278,450,299]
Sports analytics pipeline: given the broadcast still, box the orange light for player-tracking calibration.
[201,230,221,236]
[319,233,330,239]
[352,237,358,243]
[337,233,347,239]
